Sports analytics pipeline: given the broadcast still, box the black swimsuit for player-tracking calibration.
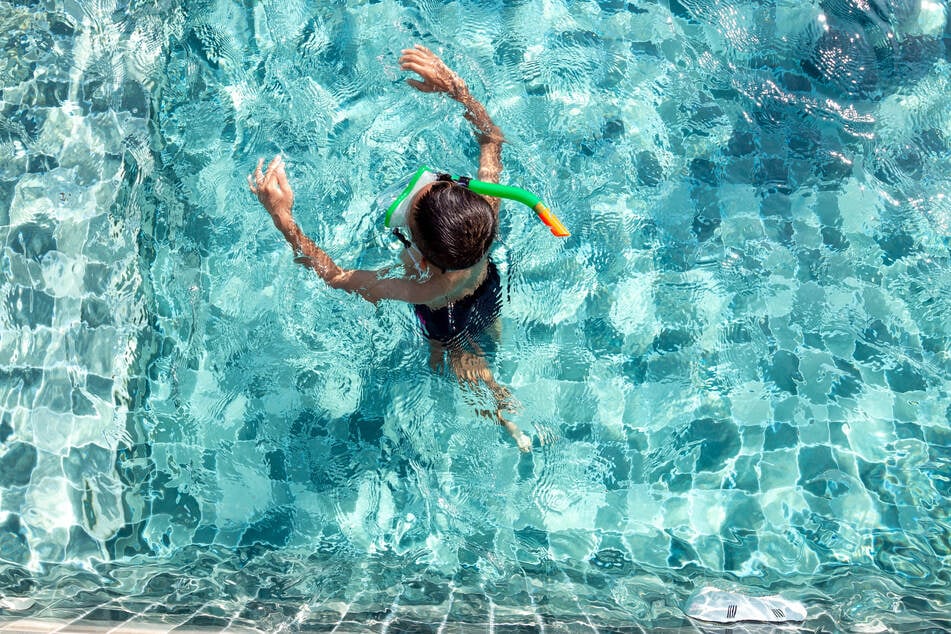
[414,260,502,348]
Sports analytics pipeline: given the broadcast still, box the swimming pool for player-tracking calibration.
[1,0,949,630]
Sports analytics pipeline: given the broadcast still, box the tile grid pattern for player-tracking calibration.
[0,0,157,572]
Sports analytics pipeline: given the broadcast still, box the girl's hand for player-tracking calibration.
[248,155,294,220]
[399,44,466,98]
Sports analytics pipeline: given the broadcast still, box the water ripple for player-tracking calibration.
[3,0,951,630]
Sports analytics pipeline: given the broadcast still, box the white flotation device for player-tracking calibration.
[684,586,807,624]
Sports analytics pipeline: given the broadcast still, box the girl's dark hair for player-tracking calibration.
[413,181,497,271]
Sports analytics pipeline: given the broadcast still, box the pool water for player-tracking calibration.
[1,0,949,631]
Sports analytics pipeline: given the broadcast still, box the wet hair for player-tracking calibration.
[412,180,497,271]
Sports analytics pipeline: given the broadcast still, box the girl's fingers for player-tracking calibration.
[266,155,281,180]
[400,48,437,69]
[275,161,289,187]
[399,61,430,76]
[405,78,431,92]
[249,156,283,194]
[400,45,431,58]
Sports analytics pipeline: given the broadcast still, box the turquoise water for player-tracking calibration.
[1,0,950,631]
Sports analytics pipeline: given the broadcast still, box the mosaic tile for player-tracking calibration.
[0,443,37,488]
[758,449,800,491]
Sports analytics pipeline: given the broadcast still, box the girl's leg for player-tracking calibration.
[447,341,530,452]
